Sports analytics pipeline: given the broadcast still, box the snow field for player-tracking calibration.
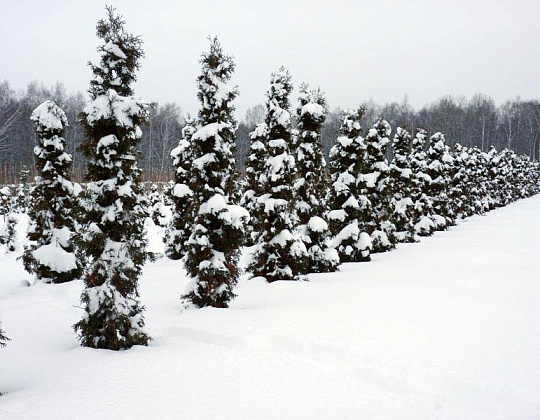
[1,195,540,419]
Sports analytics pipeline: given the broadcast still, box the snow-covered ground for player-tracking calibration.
[1,196,540,419]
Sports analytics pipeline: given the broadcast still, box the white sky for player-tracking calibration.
[1,0,539,119]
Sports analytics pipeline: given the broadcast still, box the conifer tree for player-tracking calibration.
[409,129,435,236]
[426,132,453,230]
[22,100,82,283]
[16,166,31,213]
[327,108,371,262]
[148,183,162,225]
[249,67,307,282]
[163,180,175,206]
[362,119,396,252]
[0,187,11,223]
[388,127,415,242]
[0,325,8,348]
[182,37,248,308]
[450,143,469,219]
[294,84,338,273]
[485,146,500,209]
[74,6,151,350]
[240,122,268,246]
[165,115,196,260]
[0,215,17,253]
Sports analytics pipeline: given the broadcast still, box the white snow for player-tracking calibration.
[2,197,540,419]
[103,41,127,59]
[30,100,68,131]
[307,216,327,233]
[300,102,325,117]
[84,90,147,129]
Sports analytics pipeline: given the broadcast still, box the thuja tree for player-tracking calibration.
[22,100,82,283]
[16,166,31,214]
[485,146,500,209]
[0,325,8,348]
[182,37,248,308]
[450,143,469,219]
[327,108,372,262]
[426,132,454,229]
[362,119,396,253]
[409,129,434,236]
[388,127,415,243]
[74,6,151,350]
[248,67,307,282]
[294,84,338,273]
[240,121,268,246]
[165,115,197,260]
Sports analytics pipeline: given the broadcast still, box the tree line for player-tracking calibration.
[1,86,539,184]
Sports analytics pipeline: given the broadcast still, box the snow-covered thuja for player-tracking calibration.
[74,7,151,350]
[248,67,307,282]
[22,101,82,284]
[409,129,434,236]
[165,115,197,260]
[163,180,175,206]
[497,149,517,206]
[449,143,470,219]
[147,183,167,227]
[0,325,8,348]
[485,146,500,209]
[240,122,268,246]
[16,166,31,213]
[362,119,396,253]
[182,37,248,308]
[327,108,371,262]
[425,132,453,230]
[294,84,338,273]
[388,127,415,243]
[0,214,17,252]
[0,187,11,222]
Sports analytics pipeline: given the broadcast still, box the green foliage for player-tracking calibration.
[74,6,150,350]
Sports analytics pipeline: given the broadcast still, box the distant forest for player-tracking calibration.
[1,79,539,183]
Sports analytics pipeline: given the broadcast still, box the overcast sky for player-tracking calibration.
[1,0,539,119]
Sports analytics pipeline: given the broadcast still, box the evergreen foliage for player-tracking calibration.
[388,127,415,243]
[409,129,435,236]
[182,37,248,308]
[0,214,17,252]
[362,119,396,252]
[240,122,268,246]
[327,108,372,262]
[15,166,31,213]
[449,143,469,219]
[22,100,82,283]
[0,187,12,221]
[294,84,338,273]
[248,67,307,282]
[165,115,196,260]
[74,6,151,350]
[0,327,8,348]
[426,132,454,230]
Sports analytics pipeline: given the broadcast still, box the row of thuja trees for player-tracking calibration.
[1,6,539,352]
